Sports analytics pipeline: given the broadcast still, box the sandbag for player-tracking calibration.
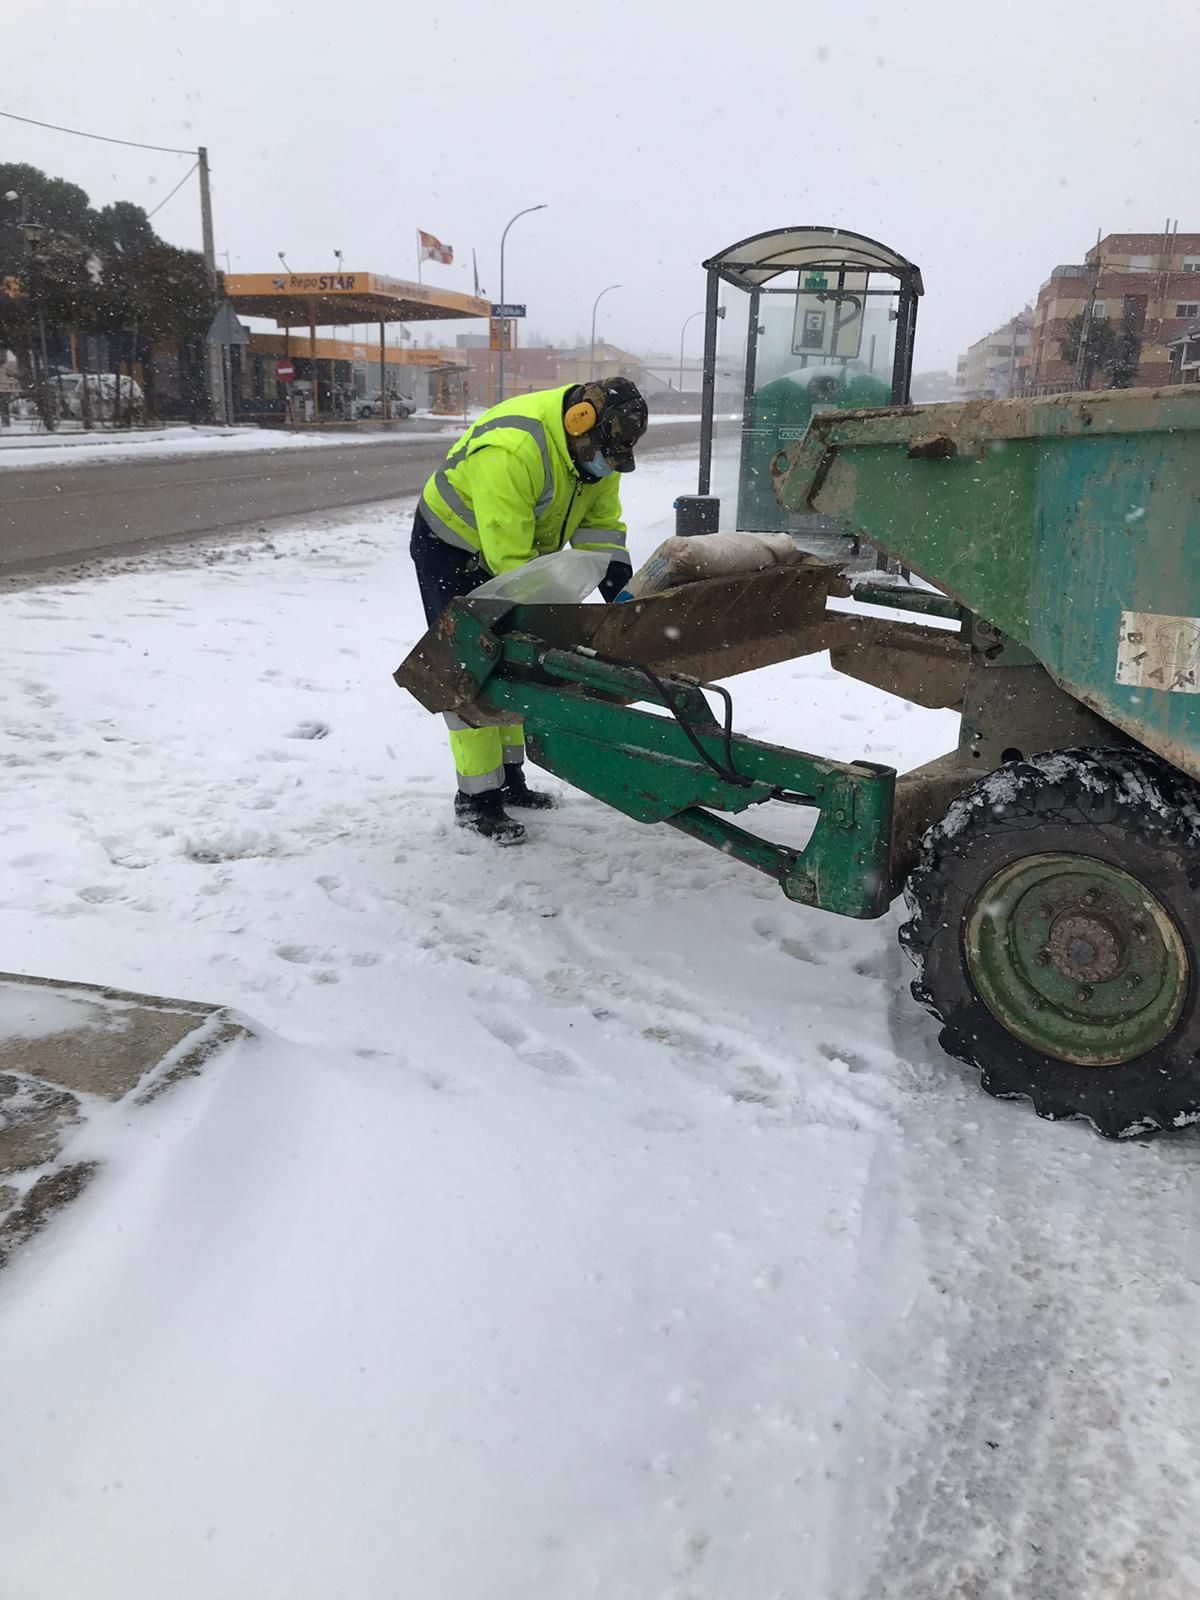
[625,532,801,599]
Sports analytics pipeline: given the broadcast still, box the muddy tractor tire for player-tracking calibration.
[900,749,1200,1138]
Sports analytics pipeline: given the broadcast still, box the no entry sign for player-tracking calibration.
[275,360,296,382]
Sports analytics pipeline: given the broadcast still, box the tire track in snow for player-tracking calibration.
[853,1127,1200,1600]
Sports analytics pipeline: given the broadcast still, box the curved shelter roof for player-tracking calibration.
[703,227,924,294]
[225,271,489,327]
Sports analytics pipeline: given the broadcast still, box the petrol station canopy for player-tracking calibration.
[224,271,490,327]
[703,228,925,294]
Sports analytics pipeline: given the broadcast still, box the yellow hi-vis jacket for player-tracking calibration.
[420,386,628,575]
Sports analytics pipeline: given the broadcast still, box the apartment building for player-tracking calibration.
[1025,230,1200,392]
[954,312,1033,399]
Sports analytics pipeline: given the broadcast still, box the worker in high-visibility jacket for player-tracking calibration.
[410,377,648,843]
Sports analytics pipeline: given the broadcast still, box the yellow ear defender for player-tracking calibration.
[564,384,607,437]
[564,400,596,436]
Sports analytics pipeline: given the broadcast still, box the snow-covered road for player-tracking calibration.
[1,452,1198,1599]
[0,411,698,472]
[0,421,462,471]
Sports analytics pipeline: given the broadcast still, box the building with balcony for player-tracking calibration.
[1168,320,1200,384]
[1025,231,1200,393]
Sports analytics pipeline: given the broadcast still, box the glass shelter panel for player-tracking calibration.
[738,274,899,533]
[697,228,922,540]
[709,285,751,530]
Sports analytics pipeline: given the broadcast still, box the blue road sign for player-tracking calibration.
[490,303,527,319]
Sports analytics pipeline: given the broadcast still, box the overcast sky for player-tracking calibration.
[8,0,1199,371]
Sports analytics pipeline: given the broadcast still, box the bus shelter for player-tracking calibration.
[225,271,488,422]
[696,227,923,531]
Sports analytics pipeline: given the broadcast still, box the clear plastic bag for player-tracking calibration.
[470,549,610,605]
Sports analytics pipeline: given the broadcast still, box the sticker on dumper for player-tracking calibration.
[1116,610,1200,695]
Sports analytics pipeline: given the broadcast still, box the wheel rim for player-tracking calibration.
[964,852,1188,1066]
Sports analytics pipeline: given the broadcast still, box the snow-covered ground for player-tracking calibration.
[0,421,466,471]
[1,452,1199,1599]
[0,413,699,471]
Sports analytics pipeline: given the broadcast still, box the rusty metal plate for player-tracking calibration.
[394,559,852,713]
[587,558,850,680]
[829,617,969,709]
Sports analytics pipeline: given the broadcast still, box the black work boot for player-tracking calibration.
[501,763,556,810]
[454,788,526,844]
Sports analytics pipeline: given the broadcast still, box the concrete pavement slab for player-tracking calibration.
[0,973,246,1269]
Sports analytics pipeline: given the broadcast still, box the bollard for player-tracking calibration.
[674,495,720,537]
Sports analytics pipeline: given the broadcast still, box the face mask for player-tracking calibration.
[582,450,614,479]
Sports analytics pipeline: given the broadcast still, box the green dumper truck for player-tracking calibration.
[398,385,1200,1138]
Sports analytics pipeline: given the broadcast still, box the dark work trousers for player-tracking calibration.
[408,504,525,792]
[409,504,490,624]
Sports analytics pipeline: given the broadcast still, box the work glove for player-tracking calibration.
[599,559,634,604]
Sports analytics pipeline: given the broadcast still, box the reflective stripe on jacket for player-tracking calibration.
[420,385,627,574]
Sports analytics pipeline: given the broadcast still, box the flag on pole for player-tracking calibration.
[418,230,453,266]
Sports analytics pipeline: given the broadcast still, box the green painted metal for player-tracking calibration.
[964,852,1188,1066]
[422,602,505,707]
[850,581,963,623]
[505,640,716,721]
[772,385,1200,780]
[668,777,894,917]
[739,369,891,532]
[468,639,895,919]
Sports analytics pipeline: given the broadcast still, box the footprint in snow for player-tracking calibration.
[274,943,317,964]
[851,950,893,982]
[185,830,281,863]
[479,1010,578,1077]
[640,1020,782,1108]
[315,874,363,910]
[287,720,330,741]
[817,1041,870,1073]
[751,914,825,965]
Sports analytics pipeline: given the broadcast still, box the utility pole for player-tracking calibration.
[1074,226,1103,392]
[198,146,226,423]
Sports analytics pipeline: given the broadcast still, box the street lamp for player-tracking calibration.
[497,203,547,404]
[589,284,622,380]
[678,309,704,394]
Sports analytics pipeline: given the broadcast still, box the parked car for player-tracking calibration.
[53,372,145,423]
[354,391,415,421]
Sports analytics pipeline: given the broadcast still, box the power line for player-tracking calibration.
[146,160,199,220]
[0,108,194,157]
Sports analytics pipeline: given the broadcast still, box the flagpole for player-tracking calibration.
[416,229,422,284]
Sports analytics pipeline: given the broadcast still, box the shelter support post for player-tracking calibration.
[735,287,762,528]
[891,278,916,405]
[698,267,720,496]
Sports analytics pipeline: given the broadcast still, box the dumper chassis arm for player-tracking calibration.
[418,600,896,919]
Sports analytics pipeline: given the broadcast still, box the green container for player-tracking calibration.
[773,386,1200,780]
[738,367,890,531]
